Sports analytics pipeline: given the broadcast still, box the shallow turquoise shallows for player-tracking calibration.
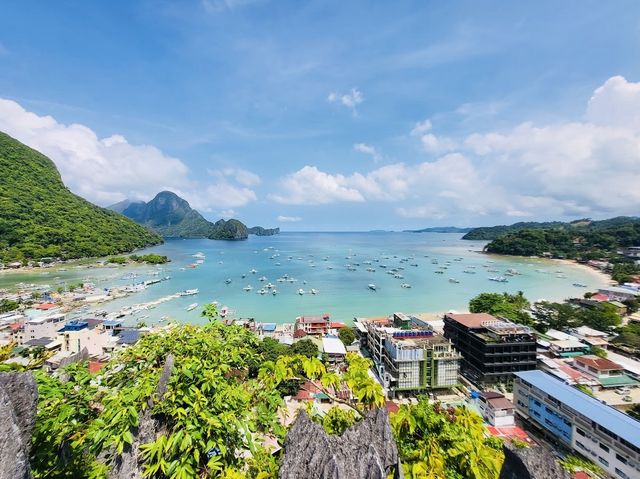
[0,232,606,325]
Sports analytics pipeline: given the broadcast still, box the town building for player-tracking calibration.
[572,355,638,390]
[569,326,610,350]
[322,336,347,364]
[597,287,640,302]
[359,313,461,397]
[57,320,115,357]
[513,370,640,479]
[294,314,331,335]
[24,313,66,343]
[443,313,536,385]
[473,391,516,427]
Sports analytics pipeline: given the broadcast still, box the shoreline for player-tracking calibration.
[550,258,615,286]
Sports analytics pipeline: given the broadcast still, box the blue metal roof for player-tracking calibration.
[515,370,640,448]
[103,320,122,327]
[57,320,88,332]
[262,323,277,332]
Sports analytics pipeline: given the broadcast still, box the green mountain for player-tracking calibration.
[0,131,163,263]
[115,191,251,240]
[462,221,567,240]
[481,217,640,259]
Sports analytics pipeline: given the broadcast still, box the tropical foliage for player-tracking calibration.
[338,326,356,346]
[391,398,504,479]
[0,298,19,313]
[0,131,162,262]
[469,292,532,325]
[479,217,640,262]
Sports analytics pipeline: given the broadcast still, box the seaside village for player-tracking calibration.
[2,257,640,479]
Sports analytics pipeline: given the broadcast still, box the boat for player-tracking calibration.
[400,283,411,288]
[186,303,198,312]
[259,276,267,282]
[368,284,377,291]
[180,289,199,296]
[488,276,508,283]
[243,285,253,292]
[298,289,305,295]
[367,267,376,272]
[241,274,246,279]
[224,278,232,284]
[394,274,404,279]
[463,270,476,274]
[272,289,278,295]
[449,278,460,284]
[435,270,444,274]
[250,269,257,274]
[573,282,587,287]
[258,289,267,295]
[192,252,205,259]
[310,288,318,295]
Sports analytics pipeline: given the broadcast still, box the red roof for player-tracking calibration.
[486,425,530,442]
[574,355,623,371]
[445,313,496,328]
[385,400,399,413]
[9,322,24,331]
[591,294,609,302]
[293,329,308,338]
[88,360,105,374]
[34,303,58,310]
[330,322,346,329]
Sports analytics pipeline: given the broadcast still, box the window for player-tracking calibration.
[577,428,586,437]
[600,443,610,453]
[598,457,609,467]
[616,453,627,465]
[615,468,630,479]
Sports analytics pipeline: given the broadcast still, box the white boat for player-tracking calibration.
[192,252,205,259]
[250,269,257,274]
[220,306,229,317]
[400,283,411,288]
[573,282,587,287]
[489,276,508,283]
[310,288,318,295]
[259,276,267,282]
[272,289,278,295]
[463,270,476,274]
[258,289,267,295]
[368,284,377,291]
[298,289,305,295]
[224,278,232,284]
[186,303,198,311]
[449,278,460,284]
[367,267,376,272]
[180,289,199,296]
[243,285,253,292]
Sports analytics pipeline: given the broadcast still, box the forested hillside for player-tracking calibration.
[0,132,162,263]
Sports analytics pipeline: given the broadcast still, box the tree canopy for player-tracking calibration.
[469,292,532,325]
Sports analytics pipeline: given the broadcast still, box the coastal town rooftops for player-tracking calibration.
[598,286,640,296]
[571,326,608,337]
[322,336,347,355]
[515,370,640,449]
[27,313,65,325]
[444,313,498,329]
[296,314,330,324]
[574,355,623,371]
[482,393,514,411]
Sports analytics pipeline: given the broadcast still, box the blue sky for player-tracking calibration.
[1,0,640,230]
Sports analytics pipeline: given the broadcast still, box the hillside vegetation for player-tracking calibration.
[0,132,162,263]
[483,217,640,260]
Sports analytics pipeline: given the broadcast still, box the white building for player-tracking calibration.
[24,313,66,343]
[474,391,515,427]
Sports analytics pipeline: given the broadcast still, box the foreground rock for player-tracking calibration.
[499,443,570,479]
[279,408,400,479]
[109,355,174,479]
[0,372,38,479]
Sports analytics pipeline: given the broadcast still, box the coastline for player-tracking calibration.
[551,258,615,286]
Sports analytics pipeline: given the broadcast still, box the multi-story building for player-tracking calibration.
[473,391,516,427]
[359,313,460,397]
[24,313,66,343]
[514,370,640,479]
[294,314,331,335]
[443,313,536,385]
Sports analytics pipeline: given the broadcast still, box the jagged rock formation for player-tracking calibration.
[499,443,570,479]
[109,355,175,479]
[279,408,399,479]
[0,372,38,479]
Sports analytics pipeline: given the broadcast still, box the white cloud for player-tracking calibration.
[0,98,258,213]
[0,98,190,205]
[327,88,364,115]
[273,76,640,219]
[277,215,302,222]
[218,209,236,218]
[269,166,365,205]
[209,167,261,186]
[410,118,455,154]
[353,143,381,162]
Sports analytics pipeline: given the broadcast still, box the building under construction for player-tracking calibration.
[357,313,461,397]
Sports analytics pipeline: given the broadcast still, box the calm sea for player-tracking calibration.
[0,232,606,325]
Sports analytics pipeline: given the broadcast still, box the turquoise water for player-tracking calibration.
[0,233,606,325]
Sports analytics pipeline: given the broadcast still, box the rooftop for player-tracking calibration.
[574,355,623,371]
[322,336,347,355]
[297,314,330,324]
[515,370,640,448]
[445,312,496,329]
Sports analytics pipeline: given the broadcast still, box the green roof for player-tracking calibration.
[598,374,639,387]
[313,392,330,400]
